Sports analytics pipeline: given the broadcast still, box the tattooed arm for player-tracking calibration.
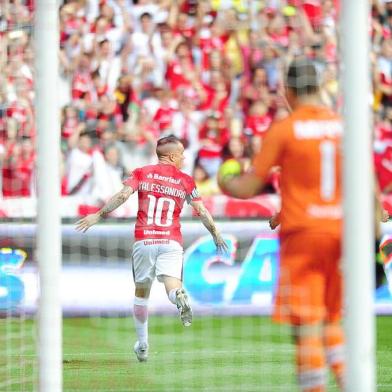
[190,200,229,253]
[75,185,134,232]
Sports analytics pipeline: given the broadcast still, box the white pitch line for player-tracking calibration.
[8,348,294,358]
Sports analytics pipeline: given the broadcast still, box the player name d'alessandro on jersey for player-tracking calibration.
[138,181,187,199]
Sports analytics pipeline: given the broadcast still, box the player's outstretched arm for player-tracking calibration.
[75,185,134,232]
[218,171,264,199]
[190,200,229,254]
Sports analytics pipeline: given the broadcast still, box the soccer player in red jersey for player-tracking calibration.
[76,135,228,362]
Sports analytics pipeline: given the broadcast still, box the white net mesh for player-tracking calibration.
[61,222,295,391]
[1,0,37,389]
[2,0,392,391]
[0,242,37,391]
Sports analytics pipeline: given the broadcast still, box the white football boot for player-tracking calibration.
[175,288,192,327]
[134,341,148,362]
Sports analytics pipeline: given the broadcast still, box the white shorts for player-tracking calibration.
[132,239,184,285]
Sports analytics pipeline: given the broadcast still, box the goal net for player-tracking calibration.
[2,0,391,391]
[0,0,38,389]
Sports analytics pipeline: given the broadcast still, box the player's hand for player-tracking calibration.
[75,213,101,233]
[214,233,229,255]
[269,213,280,230]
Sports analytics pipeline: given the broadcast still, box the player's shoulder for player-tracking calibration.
[173,168,197,190]
[152,163,183,179]
[264,115,293,141]
[135,164,159,176]
[140,163,193,185]
[176,168,192,181]
[139,164,159,172]
[286,105,342,136]
[293,104,341,121]
[271,115,293,131]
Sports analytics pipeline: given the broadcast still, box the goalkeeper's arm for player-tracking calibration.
[269,212,281,230]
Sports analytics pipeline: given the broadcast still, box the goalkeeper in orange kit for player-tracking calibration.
[219,59,344,392]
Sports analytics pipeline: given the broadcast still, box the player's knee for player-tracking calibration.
[160,275,182,291]
[135,282,151,298]
[292,324,323,341]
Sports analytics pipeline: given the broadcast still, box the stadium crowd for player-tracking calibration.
[1,0,392,206]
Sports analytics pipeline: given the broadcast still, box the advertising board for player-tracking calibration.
[1,222,392,315]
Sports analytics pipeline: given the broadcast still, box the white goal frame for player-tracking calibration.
[341,1,376,391]
[35,0,62,390]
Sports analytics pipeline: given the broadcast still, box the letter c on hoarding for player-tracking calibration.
[183,235,279,305]
[231,236,279,303]
[183,235,237,304]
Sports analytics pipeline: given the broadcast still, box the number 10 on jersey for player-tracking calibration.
[146,195,176,227]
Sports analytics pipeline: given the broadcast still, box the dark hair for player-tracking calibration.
[221,136,250,161]
[156,135,182,157]
[140,12,152,20]
[79,131,92,139]
[98,39,110,47]
[286,58,319,96]
[91,69,101,79]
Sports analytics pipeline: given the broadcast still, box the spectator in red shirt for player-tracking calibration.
[375,107,392,145]
[375,145,392,194]
[2,137,35,197]
[97,94,123,128]
[241,66,271,112]
[72,53,94,107]
[376,38,392,108]
[165,41,196,91]
[91,70,108,100]
[153,89,177,134]
[201,72,229,114]
[198,114,228,177]
[3,0,392,206]
[61,105,85,141]
[266,13,290,48]
[244,100,273,138]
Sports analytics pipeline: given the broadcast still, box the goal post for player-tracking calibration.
[35,0,62,390]
[341,0,376,391]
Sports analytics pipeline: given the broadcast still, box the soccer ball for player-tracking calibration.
[217,159,242,194]
[218,159,242,180]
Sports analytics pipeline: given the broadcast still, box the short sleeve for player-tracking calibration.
[123,168,140,190]
[253,122,287,181]
[184,176,202,204]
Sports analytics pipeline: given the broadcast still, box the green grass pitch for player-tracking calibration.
[1,316,392,391]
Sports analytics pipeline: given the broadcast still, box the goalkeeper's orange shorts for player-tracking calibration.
[273,232,342,326]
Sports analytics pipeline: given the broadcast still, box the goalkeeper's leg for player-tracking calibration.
[293,325,327,392]
[323,322,345,389]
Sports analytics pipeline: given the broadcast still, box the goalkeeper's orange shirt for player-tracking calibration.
[253,104,342,237]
